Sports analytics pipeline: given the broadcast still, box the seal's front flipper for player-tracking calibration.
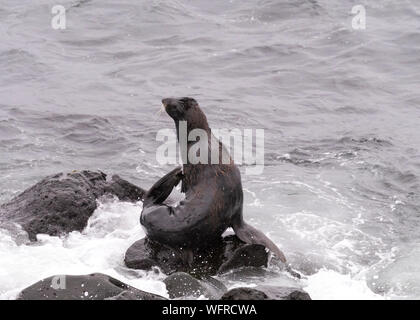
[144,167,183,206]
[232,218,287,263]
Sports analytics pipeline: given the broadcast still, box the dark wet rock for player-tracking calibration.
[221,285,311,300]
[163,272,226,299]
[17,273,166,300]
[124,237,184,274]
[222,287,268,300]
[0,170,145,241]
[104,174,145,202]
[217,244,268,274]
[124,234,269,277]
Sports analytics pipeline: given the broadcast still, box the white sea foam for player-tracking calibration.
[304,269,384,300]
[0,199,168,300]
[0,197,400,300]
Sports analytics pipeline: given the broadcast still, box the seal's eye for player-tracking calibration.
[179,97,197,111]
[179,98,191,111]
[163,97,198,120]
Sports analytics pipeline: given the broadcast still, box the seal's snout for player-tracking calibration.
[162,98,178,108]
[162,98,170,107]
[162,97,183,120]
[161,97,199,121]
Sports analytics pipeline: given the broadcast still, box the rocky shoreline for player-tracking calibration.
[0,171,310,300]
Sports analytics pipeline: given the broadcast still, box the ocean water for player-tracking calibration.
[0,0,419,299]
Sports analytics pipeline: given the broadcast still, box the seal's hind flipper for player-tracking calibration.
[232,219,287,263]
[144,167,183,206]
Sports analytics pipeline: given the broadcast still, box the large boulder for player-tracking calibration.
[124,235,269,277]
[221,285,311,300]
[163,272,227,299]
[17,273,166,300]
[0,170,145,241]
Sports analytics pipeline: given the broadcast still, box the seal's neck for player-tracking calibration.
[175,126,233,192]
[174,116,210,139]
[174,115,211,164]
[174,116,211,192]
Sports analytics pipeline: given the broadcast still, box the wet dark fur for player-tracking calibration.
[140,98,286,263]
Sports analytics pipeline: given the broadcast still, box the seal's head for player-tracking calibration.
[162,97,209,131]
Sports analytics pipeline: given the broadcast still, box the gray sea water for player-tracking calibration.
[0,0,420,299]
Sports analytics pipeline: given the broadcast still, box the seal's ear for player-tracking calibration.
[180,97,198,111]
[179,97,191,110]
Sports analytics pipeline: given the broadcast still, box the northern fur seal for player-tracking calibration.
[140,97,286,262]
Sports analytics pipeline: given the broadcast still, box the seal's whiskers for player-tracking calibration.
[153,105,165,119]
